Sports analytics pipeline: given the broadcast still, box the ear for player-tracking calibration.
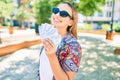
[68,19,73,26]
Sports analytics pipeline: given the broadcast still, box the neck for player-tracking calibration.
[57,29,68,38]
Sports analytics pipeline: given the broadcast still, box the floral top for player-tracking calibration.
[56,33,82,72]
[38,33,82,80]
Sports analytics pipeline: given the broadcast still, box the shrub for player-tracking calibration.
[115,25,120,32]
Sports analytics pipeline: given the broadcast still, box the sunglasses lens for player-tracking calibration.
[52,8,59,14]
[60,11,68,17]
[52,8,73,19]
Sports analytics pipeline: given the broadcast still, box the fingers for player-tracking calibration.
[48,39,55,47]
[43,39,51,52]
[43,38,56,54]
[43,38,55,48]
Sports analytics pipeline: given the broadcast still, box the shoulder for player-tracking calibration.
[58,33,82,72]
[64,33,82,52]
[60,33,82,57]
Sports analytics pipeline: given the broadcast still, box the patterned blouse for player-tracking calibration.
[53,33,82,79]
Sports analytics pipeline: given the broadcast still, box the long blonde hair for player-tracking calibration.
[62,2,78,39]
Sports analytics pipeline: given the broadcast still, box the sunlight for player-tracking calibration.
[101,65,107,69]
[92,65,98,69]
[101,51,114,57]
[111,71,120,78]
[102,51,107,55]
[83,67,96,72]
[4,78,11,80]
[97,46,105,50]
[105,61,120,68]
[117,56,120,59]
[90,44,96,48]
[105,53,114,57]
[15,67,25,74]
[89,52,98,59]
[0,47,39,74]
[85,41,92,45]
[89,68,95,72]
[0,61,12,72]
[87,60,95,65]
[99,44,106,47]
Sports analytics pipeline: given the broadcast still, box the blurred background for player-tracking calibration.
[0,0,120,34]
[0,0,120,80]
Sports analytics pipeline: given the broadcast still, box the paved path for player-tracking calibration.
[0,45,40,80]
[0,29,39,47]
[75,33,120,80]
[0,33,120,80]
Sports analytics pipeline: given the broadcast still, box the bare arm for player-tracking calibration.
[43,38,76,80]
[47,54,75,80]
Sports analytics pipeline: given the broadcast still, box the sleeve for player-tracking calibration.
[59,42,82,72]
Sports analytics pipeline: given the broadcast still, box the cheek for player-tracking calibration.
[51,14,54,24]
[62,19,70,26]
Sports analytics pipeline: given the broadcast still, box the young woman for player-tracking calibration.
[39,2,82,80]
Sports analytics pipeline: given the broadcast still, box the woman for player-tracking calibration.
[39,2,82,80]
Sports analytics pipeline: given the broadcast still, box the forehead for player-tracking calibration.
[57,3,72,15]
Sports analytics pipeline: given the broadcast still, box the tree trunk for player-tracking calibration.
[0,38,1,43]
[85,16,88,27]
[0,31,1,43]
[9,27,14,34]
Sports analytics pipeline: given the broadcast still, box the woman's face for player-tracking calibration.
[51,3,73,29]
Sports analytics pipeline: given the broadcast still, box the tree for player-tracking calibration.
[51,0,74,6]
[48,0,105,16]
[0,0,16,25]
[33,0,78,25]
[33,0,52,25]
[77,0,105,16]
[14,8,31,28]
[33,0,105,25]
[13,0,34,28]
[0,0,16,43]
[76,0,105,25]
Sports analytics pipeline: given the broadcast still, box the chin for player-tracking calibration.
[53,24,59,28]
[51,21,63,28]
[52,22,59,27]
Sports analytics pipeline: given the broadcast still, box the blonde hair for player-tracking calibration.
[62,2,78,39]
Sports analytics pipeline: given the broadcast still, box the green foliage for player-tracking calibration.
[51,0,74,7]
[0,0,16,18]
[77,0,105,16]
[77,23,92,30]
[0,0,17,27]
[102,23,118,31]
[14,8,31,27]
[77,23,119,31]
[115,24,120,32]
[61,0,105,16]
[33,0,76,25]
[101,24,110,30]
[33,0,105,25]
[0,0,12,3]
[51,0,61,7]
[15,8,30,20]
[34,0,52,25]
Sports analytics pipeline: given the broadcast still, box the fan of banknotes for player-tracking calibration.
[39,23,62,46]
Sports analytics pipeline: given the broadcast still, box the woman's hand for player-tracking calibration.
[43,38,57,56]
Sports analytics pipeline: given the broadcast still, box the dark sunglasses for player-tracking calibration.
[52,7,73,20]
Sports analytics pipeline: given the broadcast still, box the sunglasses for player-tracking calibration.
[52,7,73,20]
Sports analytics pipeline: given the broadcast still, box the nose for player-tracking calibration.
[55,12,60,16]
[54,12,60,17]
